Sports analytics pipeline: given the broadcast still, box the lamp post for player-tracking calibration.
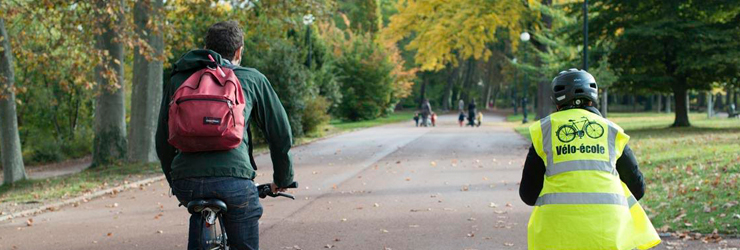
[583,0,588,71]
[303,14,315,68]
[520,31,530,124]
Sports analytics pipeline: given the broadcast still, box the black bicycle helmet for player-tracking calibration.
[551,68,598,107]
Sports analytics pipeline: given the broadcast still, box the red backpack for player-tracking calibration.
[168,55,246,152]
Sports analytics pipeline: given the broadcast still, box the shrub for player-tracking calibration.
[334,33,395,121]
[301,96,331,136]
[28,140,64,165]
[244,39,310,137]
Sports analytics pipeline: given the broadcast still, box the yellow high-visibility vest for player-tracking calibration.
[528,108,661,250]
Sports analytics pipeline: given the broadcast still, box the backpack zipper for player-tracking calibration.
[176,98,233,107]
[176,98,236,127]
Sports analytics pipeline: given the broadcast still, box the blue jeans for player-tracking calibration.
[173,177,263,250]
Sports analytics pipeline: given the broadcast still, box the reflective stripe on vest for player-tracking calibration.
[535,193,628,206]
[546,160,617,177]
[627,195,638,208]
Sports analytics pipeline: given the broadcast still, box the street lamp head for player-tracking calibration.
[520,32,530,42]
[303,14,315,25]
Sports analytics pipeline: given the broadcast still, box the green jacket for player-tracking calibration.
[155,49,294,187]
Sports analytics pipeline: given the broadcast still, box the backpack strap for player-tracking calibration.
[223,63,258,171]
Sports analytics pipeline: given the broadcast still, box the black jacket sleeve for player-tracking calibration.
[519,144,647,206]
[519,144,546,206]
[616,145,645,200]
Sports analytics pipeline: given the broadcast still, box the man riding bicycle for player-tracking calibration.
[156,21,294,250]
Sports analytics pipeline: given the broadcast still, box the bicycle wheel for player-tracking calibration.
[584,122,604,139]
[556,125,577,143]
[201,213,228,250]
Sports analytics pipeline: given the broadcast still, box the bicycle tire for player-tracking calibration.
[584,122,604,139]
[556,125,577,143]
[201,213,228,250]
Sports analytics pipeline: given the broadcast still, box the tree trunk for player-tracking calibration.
[706,92,714,118]
[656,94,662,113]
[129,0,163,163]
[601,87,608,118]
[491,82,501,109]
[666,94,672,113]
[418,75,427,109]
[672,83,690,127]
[93,0,128,166]
[0,18,27,184]
[441,67,456,111]
[644,95,653,111]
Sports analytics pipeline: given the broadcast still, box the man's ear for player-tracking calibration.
[234,46,244,61]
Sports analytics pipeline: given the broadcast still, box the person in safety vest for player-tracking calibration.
[519,69,661,250]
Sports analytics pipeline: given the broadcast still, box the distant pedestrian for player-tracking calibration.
[413,112,420,127]
[476,112,483,127]
[458,112,466,127]
[458,99,465,112]
[467,100,477,127]
[420,99,432,127]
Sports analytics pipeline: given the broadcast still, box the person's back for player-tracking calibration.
[519,69,660,250]
[156,21,294,250]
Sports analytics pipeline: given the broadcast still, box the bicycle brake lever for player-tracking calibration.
[277,193,295,200]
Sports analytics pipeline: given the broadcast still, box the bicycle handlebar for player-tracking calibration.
[257,182,298,200]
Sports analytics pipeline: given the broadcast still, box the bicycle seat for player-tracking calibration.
[568,119,575,122]
[187,199,227,214]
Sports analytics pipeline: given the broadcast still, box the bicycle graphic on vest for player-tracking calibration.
[556,116,605,143]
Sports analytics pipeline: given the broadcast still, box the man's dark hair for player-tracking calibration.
[205,21,244,60]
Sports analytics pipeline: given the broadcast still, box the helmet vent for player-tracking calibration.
[554,86,565,92]
[575,88,584,94]
[590,83,597,89]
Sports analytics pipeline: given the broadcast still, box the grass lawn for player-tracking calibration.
[329,111,414,131]
[509,112,740,234]
[0,111,414,205]
[0,162,160,204]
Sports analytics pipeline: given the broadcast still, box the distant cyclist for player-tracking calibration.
[519,69,660,250]
[156,21,294,250]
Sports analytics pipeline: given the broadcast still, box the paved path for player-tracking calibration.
[0,156,92,186]
[1,113,736,250]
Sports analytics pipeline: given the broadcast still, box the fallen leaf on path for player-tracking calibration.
[430,161,437,166]
[156,230,164,234]
[373,203,380,207]
[410,208,432,212]
[26,219,33,227]
[324,244,334,248]
[293,245,302,250]
[461,186,469,191]
[381,229,389,233]
[341,218,347,222]
[467,232,475,237]
[107,232,113,237]
[672,213,686,223]
[724,201,738,208]
[405,178,411,181]
[489,202,498,208]
[505,202,513,207]
[409,225,419,228]
[468,217,476,221]
[504,242,514,246]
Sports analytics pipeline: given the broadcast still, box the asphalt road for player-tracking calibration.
[1,113,736,250]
